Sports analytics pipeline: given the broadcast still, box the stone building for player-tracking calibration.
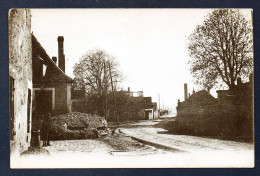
[32,35,73,120]
[176,77,253,140]
[144,97,157,120]
[177,76,253,119]
[176,84,218,118]
[125,88,158,120]
[216,74,253,107]
[9,9,33,156]
[216,74,254,122]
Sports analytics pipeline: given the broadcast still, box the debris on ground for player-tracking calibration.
[50,112,110,140]
[101,130,155,152]
[21,147,50,156]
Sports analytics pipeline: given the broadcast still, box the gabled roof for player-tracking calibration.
[180,90,217,106]
[32,34,73,83]
[189,90,217,105]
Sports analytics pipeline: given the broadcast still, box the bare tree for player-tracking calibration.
[188,9,253,90]
[73,49,122,117]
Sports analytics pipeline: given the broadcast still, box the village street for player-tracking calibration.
[119,119,254,153]
[8,9,255,171]
[16,118,254,168]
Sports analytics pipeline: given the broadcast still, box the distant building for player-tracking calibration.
[177,75,253,118]
[9,9,33,156]
[107,87,158,120]
[126,87,143,97]
[159,109,169,116]
[216,74,253,107]
[71,81,87,112]
[216,74,253,121]
[177,86,218,117]
[143,97,157,120]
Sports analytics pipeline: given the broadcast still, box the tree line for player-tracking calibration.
[73,49,150,124]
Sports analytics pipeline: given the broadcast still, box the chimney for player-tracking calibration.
[58,36,65,73]
[184,83,188,101]
[207,87,211,93]
[52,57,57,64]
[237,77,242,85]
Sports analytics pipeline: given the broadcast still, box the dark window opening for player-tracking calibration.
[27,89,31,133]
[9,76,15,140]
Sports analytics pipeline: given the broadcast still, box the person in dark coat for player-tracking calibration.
[41,114,47,146]
[41,112,51,146]
[46,112,51,146]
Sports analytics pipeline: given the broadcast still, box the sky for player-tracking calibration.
[31,9,251,112]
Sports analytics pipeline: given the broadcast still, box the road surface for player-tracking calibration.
[119,119,253,153]
[14,119,254,168]
[118,119,254,168]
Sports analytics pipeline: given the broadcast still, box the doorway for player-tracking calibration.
[32,89,53,131]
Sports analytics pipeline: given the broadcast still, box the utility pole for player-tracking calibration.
[158,94,160,118]
[103,61,107,120]
[162,97,164,110]
[108,61,119,127]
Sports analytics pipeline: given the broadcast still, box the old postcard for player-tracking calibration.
[9,9,254,168]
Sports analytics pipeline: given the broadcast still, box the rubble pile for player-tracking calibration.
[50,112,109,140]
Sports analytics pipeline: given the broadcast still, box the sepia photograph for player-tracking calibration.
[9,8,254,168]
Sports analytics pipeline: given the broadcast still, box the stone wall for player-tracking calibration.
[9,9,32,156]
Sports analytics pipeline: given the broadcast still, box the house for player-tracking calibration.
[124,87,158,120]
[31,35,73,134]
[216,74,253,106]
[176,84,218,117]
[144,97,158,120]
[216,74,253,119]
[177,75,253,119]
[9,9,33,157]
[98,87,158,121]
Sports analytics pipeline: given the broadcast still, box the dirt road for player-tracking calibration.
[14,119,254,168]
[119,119,253,153]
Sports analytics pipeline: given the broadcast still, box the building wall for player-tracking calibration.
[67,83,72,113]
[177,104,216,118]
[9,9,32,156]
[145,109,154,120]
[54,83,68,113]
[33,83,71,114]
[153,110,159,119]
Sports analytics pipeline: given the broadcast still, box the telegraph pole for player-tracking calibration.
[103,61,107,120]
[158,94,160,118]
[108,61,119,127]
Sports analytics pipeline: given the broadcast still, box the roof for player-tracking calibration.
[180,90,217,106]
[32,34,73,84]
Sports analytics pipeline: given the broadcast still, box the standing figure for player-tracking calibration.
[41,112,51,146]
[41,114,47,146]
[46,112,51,146]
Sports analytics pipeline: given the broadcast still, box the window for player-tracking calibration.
[9,76,15,140]
[27,89,31,133]
[43,64,47,76]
